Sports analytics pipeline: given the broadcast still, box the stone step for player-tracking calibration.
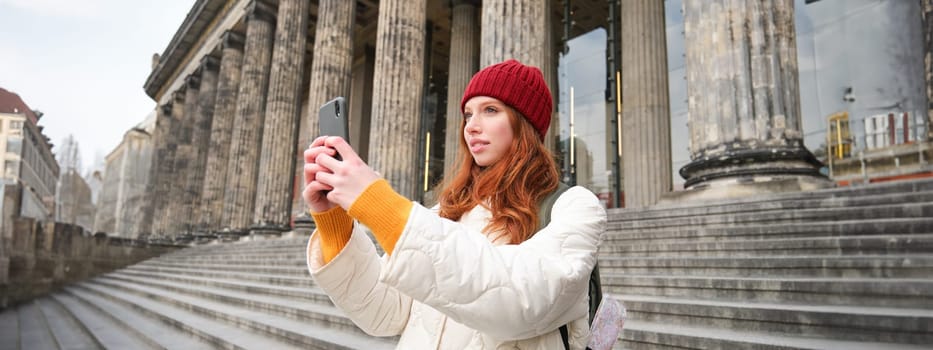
[165,248,301,258]
[610,202,933,231]
[51,291,169,350]
[33,297,103,350]
[139,260,308,276]
[54,289,213,350]
[603,274,933,308]
[619,295,933,344]
[159,255,307,266]
[73,281,305,350]
[604,218,933,243]
[158,252,307,264]
[169,238,300,249]
[166,248,309,260]
[78,278,395,349]
[170,242,307,255]
[611,178,933,219]
[621,319,931,350]
[0,309,18,350]
[601,233,933,257]
[221,237,309,248]
[100,272,363,336]
[124,265,315,289]
[116,269,332,304]
[610,185,933,224]
[598,255,933,278]
[15,300,60,350]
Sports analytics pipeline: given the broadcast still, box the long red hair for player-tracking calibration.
[438,108,560,244]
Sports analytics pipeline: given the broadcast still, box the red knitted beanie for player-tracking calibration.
[460,59,553,140]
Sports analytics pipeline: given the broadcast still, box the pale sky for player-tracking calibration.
[0,0,194,174]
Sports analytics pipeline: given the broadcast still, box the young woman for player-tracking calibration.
[303,59,606,349]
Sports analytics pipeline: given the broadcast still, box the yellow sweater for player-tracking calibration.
[311,179,413,263]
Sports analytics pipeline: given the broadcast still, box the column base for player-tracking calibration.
[171,232,195,245]
[217,229,249,242]
[292,213,316,236]
[249,224,289,239]
[680,146,828,189]
[191,231,220,245]
[661,174,834,204]
[673,146,834,202]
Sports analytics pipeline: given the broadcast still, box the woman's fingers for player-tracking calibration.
[304,145,337,164]
[324,137,362,164]
[303,179,337,213]
[305,180,333,193]
[309,137,382,210]
[303,163,331,185]
[310,135,329,147]
[314,169,336,187]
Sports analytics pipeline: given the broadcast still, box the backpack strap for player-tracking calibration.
[560,265,602,350]
[541,184,600,350]
[537,182,571,232]
[537,183,575,349]
[559,324,571,349]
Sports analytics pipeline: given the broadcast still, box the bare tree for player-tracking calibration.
[56,135,82,225]
[57,135,83,173]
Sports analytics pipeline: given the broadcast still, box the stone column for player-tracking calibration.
[155,91,186,235]
[924,0,933,140]
[368,0,427,199]
[294,0,356,229]
[543,0,560,153]
[167,75,200,234]
[199,31,244,233]
[139,102,174,235]
[479,0,547,68]
[680,0,826,191]
[185,55,219,234]
[443,0,479,179]
[621,0,671,208]
[221,0,276,234]
[251,0,310,235]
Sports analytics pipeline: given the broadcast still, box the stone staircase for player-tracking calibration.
[0,237,396,350]
[1,178,931,349]
[606,178,933,349]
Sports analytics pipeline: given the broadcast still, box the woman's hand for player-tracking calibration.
[302,136,339,213]
[314,136,381,210]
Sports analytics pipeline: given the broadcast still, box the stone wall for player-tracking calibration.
[0,183,178,308]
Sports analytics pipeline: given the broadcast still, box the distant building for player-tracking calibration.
[86,170,103,206]
[93,112,155,238]
[0,87,59,221]
[56,169,95,232]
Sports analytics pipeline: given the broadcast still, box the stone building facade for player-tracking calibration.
[93,113,155,238]
[55,170,95,232]
[0,87,59,221]
[138,0,928,237]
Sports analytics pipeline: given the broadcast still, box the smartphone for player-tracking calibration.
[319,96,349,141]
[318,96,348,160]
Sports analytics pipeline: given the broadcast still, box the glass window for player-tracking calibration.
[554,0,927,195]
[665,0,927,184]
[6,138,22,155]
[666,0,689,188]
[559,28,616,208]
[796,0,927,152]
[4,160,17,177]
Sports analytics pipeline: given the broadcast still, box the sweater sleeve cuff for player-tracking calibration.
[311,206,353,263]
[348,179,413,255]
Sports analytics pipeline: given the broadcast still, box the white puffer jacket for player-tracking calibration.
[306,186,607,349]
